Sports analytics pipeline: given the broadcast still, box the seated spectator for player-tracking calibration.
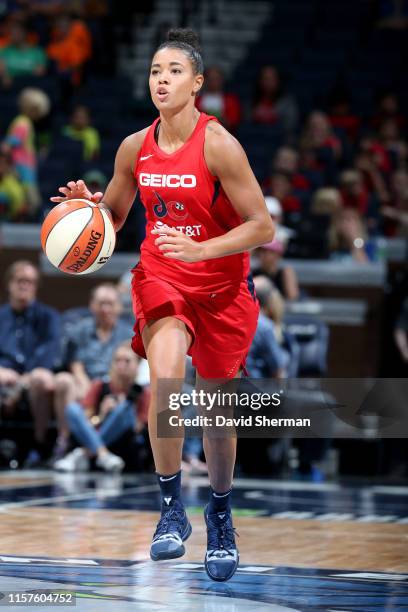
[47,13,92,88]
[300,111,342,173]
[328,208,369,263]
[196,65,241,131]
[54,342,149,472]
[358,135,392,176]
[3,87,50,216]
[0,20,46,88]
[353,148,390,211]
[246,276,287,378]
[63,105,101,161]
[0,260,71,465]
[252,233,300,301]
[264,171,302,214]
[371,91,406,132]
[64,283,132,400]
[381,171,408,236]
[339,169,372,216]
[327,89,361,143]
[377,118,407,170]
[271,147,311,192]
[0,150,27,220]
[311,187,342,217]
[394,297,408,369]
[252,65,298,141]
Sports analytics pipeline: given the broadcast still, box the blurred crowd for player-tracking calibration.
[0,3,407,479]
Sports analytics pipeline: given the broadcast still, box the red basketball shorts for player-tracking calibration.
[130,263,260,379]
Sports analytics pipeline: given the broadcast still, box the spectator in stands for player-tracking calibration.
[328,208,369,263]
[339,169,372,216]
[252,65,298,141]
[63,105,101,161]
[381,170,408,236]
[300,111,342,171]
[394,297,408,367]
[47,12,92,90]
[0,260,62,464]
[0,150,27,220]
[353,149,390,211]
[371,91,406,132]
[264,171,301,214]
[272,147,311,192]
[196,65,241,131]
[3,87,50,216]
[252,233,300,301]
[327,89,361,143]
[246,276,286,378]
[64,283,132,400]
[0,20,47,88]
[377,118,407,170]
[311,187,342,217]
[54,342,149,472]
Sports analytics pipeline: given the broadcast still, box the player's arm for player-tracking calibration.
[50,129,147,232]
[201,121,275,259]
[101,131,146,231]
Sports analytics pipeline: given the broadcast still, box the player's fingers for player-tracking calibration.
[67,181,77,189]
[155,235,178,244]
[50,196,65,202]
[91,192,103,202]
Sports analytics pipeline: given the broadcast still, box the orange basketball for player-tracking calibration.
[40,199,116,275]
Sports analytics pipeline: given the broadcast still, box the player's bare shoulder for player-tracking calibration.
[204,120,245,176]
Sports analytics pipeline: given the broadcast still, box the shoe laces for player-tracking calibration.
[154,503,186,538]
[207,512,239,557]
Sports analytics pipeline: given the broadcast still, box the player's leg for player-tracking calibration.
[141,315,193,561]
[196,368,242,581]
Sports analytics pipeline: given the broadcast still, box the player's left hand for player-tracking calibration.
[152,226,205,262]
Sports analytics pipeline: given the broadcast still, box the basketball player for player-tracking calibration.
[51,28,275,582]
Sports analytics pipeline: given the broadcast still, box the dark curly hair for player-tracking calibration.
[155,27,204,75]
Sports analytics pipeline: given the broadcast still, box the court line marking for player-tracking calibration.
[0,484,159,511]
[371,486,408,496]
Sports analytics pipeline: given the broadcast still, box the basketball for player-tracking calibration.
[40,199,116,275]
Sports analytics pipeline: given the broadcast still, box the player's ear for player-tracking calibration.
[192,74,204,96]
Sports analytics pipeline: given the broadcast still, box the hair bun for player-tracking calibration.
[167,28,201,52]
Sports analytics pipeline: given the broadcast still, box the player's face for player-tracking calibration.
[149,48,203,112]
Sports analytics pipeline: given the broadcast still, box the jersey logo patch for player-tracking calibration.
[153,192,188,221]
[140,173,197,188]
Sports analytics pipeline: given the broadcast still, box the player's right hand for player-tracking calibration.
[50,180,103,204]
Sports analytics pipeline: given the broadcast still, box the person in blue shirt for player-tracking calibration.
[0,260,62,462]
[246,275,287,378]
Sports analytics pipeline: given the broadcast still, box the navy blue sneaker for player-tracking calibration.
[204,504,239,581]
[150,499,192,561]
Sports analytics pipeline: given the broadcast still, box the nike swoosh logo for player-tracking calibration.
[159,475,177,482]
[140,154,153,161]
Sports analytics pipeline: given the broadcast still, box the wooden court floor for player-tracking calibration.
[0,471,406,610]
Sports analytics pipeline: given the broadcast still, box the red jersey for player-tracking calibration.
[134,112,250,293]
